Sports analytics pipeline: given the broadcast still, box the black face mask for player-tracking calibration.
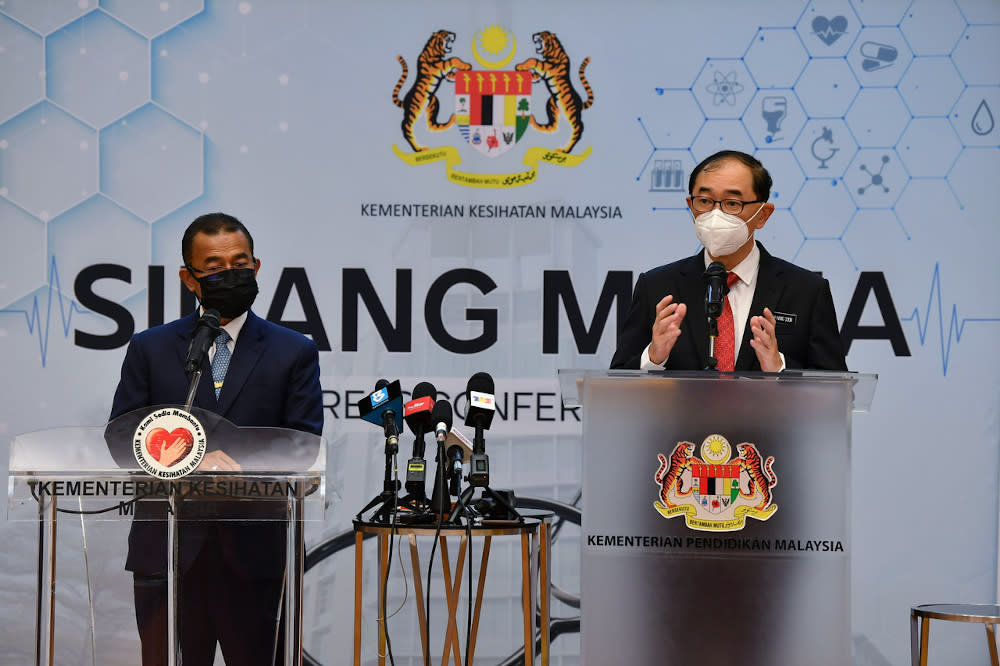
[194,267,259,319]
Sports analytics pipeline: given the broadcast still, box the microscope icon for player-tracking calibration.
[810,126,839,169]
[762,96,787,143]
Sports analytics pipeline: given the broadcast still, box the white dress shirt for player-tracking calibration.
[640,243,784,370]
[206,310,247,363]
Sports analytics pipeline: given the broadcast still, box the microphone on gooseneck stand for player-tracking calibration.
[429,399,454,516]
[703,261,727,319]
[182,309,221,410]
[703,261,728,370]
[184,309,221,378]
[403,382,436,502]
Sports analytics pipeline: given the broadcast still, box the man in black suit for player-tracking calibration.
[611,150,847,372]
[109,212,324,665]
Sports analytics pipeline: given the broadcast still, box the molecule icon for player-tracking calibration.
[858,154,890,194]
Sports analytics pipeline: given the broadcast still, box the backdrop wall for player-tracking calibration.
[2,1,998,664]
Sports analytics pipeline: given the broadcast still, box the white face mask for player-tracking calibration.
[692,205,763,257]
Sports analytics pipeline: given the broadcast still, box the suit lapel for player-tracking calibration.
[736,243,784,370]
[215,311,266,417]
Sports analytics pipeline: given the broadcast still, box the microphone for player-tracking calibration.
[464,372,495,487]
[356,379,404,447]
[433,399,453,444]
[404,382,436,499]
[184,309,221,377]
[703,261,727,319]
[446,444,464,497]
[429,399,454,514]
[404,382,437,456]
[463,372,496,434]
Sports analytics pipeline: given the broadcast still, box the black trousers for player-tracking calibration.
[133,538,286,666]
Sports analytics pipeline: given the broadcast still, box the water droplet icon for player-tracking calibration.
[971,99,994,136]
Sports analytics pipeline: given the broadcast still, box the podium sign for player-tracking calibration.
[560,370,876,666]
[7,406,325,666]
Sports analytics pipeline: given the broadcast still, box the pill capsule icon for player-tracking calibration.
[860,41,898,71]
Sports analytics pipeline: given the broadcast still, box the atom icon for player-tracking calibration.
[706,71,744,106]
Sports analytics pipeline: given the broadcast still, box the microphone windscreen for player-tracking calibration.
[703,261,726,280]
[466,372,494,400]
[375,378,390,390]
[412,381,437,401]
[432,399,453,431]
[201,308,221,328]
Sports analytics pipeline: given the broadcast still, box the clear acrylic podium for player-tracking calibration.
[7,406,326,666]
[559,369,876,666]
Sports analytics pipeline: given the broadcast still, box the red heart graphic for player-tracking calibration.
[169,427,195,460]
[145,427,170,461]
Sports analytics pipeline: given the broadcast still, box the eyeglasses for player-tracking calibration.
[184,259,256,277]
[690,196,765,215]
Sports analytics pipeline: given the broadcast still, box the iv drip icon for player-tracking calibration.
[762,96,787,143]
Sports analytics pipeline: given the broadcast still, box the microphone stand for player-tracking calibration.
[704,315,719,371]
[448,425,522,525]
[356,433,401,524]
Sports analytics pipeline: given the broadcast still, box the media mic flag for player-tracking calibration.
[357,379,404,439]
[404,381,437,435]
[464,372,496,430]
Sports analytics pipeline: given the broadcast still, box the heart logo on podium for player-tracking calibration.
[145,427,194,465]
[811,15,847,46]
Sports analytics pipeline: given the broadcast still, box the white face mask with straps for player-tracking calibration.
[692,204,764,257]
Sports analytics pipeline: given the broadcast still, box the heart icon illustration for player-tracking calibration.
[169,427,195,461]
[145,427,170,461]
[812,15,848,46]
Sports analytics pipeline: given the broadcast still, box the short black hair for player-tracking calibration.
[181,212,255,266]
[688,150,773,201]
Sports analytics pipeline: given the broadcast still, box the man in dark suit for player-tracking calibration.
[611,151,847,372]
[110,212,324,665]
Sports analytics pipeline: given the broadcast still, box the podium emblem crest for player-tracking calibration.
[654,434,777,532]
[133,408,207,479]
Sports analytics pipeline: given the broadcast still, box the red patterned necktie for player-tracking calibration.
[715,272,741,371]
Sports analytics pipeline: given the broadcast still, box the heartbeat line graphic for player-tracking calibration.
[0,257,89,368]
[900,263,1000,376]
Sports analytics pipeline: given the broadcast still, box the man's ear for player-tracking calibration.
[752,203,775,230]
[179,267,199,294]
[253,257,261,277]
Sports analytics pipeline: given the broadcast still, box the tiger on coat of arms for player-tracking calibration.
[392,30,473,152]
[515,31,594,153]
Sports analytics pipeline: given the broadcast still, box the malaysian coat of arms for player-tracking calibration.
[391,26,593,188]
[654,434,778,532]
